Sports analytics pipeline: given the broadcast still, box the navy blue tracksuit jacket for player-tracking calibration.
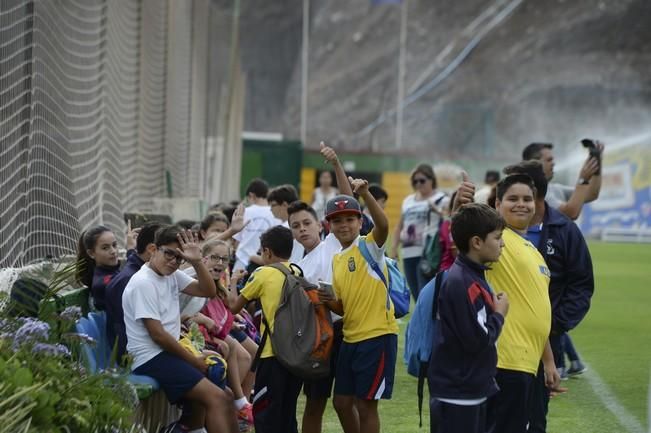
[538,204,594,334]
[428,254,505,400]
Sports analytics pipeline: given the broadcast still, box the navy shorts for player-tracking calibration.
[334,333,397,400]
[229,327,248,343]
[133,351,204,404]
[303,319,343,399]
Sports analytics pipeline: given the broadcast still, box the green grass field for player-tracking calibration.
[295,242,650,433]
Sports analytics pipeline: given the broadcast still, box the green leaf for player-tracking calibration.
[14,368,33,387]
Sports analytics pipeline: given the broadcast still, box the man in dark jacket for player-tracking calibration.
[503,161,594,433]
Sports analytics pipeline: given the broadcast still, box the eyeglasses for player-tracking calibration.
[207,254,230,263]
[412,177,429,186]
[159,247,185,265]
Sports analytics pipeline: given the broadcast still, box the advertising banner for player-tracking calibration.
[580,145,651,237]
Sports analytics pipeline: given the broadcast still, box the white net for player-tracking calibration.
[0,0,245,269]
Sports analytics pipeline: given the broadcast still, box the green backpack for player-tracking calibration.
[419,228,442,279]
[418,194,447,279]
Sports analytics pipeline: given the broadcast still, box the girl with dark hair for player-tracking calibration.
[199,212,231,241]
[76,224,137,310]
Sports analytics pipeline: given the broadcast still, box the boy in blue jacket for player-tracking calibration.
[428,203,510,433]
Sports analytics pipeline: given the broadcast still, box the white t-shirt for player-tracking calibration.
[298,232,343,321]
[122,264,194,369]
[546,182,573,210]
[298,232,342,284]
[233,204,282,270]
[399,191,448,258]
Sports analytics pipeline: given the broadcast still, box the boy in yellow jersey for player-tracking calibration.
[320,177,398,433]
[483,174,560,433]
[226,226,303,433]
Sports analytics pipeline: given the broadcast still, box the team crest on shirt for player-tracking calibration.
[546,239,555,255]
[348,257,356,272]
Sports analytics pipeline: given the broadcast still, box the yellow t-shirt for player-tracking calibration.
[332,232,399,343]
[486,228,551,375]
[240,262,296,358]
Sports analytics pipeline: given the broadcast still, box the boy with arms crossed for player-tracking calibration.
[289,142,353,433]
[428,203,509,433]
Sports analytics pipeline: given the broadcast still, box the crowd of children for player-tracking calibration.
[74,140,600,433]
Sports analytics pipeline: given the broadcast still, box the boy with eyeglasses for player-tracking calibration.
[106,221,161,363]
[123,225,239,433]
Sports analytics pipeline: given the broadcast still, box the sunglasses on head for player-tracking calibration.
[412,177,429,186]
[159,247,185,265]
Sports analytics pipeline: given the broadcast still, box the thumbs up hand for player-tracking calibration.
[452,171,476,214]
[320,141,339,165]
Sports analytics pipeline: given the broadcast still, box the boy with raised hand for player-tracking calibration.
[226,225,304,433]
[288,141,354,433]
[123,225,238,433]
[321,176,397,433]
[294,141,353,286]
[428,203,509,433]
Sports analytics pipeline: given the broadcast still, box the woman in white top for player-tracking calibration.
[311,170,338,221]
[390,163,448,301]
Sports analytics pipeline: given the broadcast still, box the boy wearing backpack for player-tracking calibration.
[226,225,305,433]
[321,177,398,433]
[427,203,509,433]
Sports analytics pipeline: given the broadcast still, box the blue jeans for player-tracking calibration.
[550,332,580,371]
[562,333,580,362]
[403,256,429,301]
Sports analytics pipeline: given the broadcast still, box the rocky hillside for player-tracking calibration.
[229,0,651,161]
